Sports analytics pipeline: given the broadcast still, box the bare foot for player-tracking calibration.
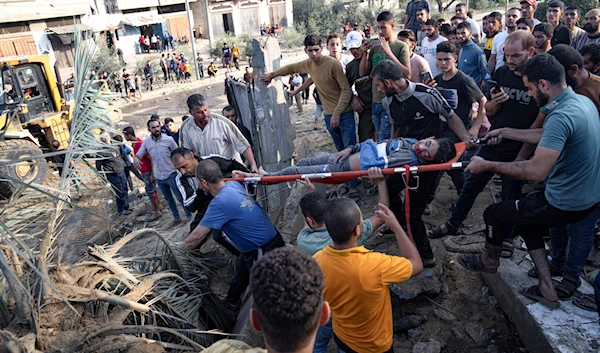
[232,170,259,178]
[258,166,269,177]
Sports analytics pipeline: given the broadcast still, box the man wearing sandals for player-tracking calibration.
[460,54,600,309]
[427,31,539,261]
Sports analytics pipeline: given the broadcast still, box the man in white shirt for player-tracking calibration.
[290,73,304,112]
[421,19,447,77]
[179,94,258,172]
[490,7,521,73]
[455,3,481,44]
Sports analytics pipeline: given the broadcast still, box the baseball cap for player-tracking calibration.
[520,0,537,8]
[346,31,364,49]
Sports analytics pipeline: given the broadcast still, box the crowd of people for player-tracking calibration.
[87,2,600,352]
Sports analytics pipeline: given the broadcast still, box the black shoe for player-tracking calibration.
[121,209,132,216]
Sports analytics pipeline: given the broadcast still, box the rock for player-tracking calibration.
[408,327,424,338]
[465,323,490,344]
[443,235,486,254]
[433,308,455,321]
[451,327,464,340]
[412,341,442,353]
[390,245,446,301]
[393,315,426,332]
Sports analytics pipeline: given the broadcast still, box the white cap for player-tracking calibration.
[346,31,364,49]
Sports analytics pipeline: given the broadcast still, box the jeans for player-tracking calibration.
[156,173,192,220]
[313,317,333,353]
[483,191,597,251]
[448,147,524,240]
[271,154,351,176]
[550,204,600,278]
[324,110,357,189]
[124,165,143,193]
[372,102,392,142]
[107,171,129,214]
[387,170,440,259]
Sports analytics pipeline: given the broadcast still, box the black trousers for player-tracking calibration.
[334,333,393,353]
[124,165,143,192]
[225,231,285,304]
[387,171,439,260]
[484,191,597,251]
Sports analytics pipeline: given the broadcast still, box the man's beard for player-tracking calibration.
[584,23,599,33]
[426,32,434,37]
[565,74,578,88]
[535,90,550,107]
[152,130,162,138]
[384,85,395,97]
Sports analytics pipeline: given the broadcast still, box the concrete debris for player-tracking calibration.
[408,327,424,338]
[412,341,442,353]
[433,308,456,322]
[393,315,426,332]
[465,323,490,344]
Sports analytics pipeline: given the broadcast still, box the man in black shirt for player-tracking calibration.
[373,59,473,268]
[171,148,247,255]
[546,0,571,46]
[96,137,131,215]
[428,31,539,258]
[222,106,253,148]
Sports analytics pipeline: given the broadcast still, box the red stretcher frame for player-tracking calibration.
[225,142,468,185]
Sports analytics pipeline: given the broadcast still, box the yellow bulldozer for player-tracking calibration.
[0,54,121,196]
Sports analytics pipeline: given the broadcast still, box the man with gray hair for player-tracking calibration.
[371,59,473,268]
[184,159,284,310]
[179,94,258,172]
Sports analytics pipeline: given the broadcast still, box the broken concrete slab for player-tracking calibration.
[390,244,447,301]
[233,296,265,349]
[412,341,441,353]
[482,257,600,353]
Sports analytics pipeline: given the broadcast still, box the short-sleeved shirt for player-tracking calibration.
[421,35,447,77]
[552,24,571,46]
[575,72,600,111]
[135,134,178,180]
[179,114,250,163]
[297,219,373,256]
[491,31,509,70]
[409,53,431,83]
[132,137,152,174]
[369,40,411,103]
[571,32,600,52]
[346,59,373,104]
[405,0,431,34]
[538,87,600,211]
[434,70,484,133]
[200,181,277,253]
[204,339,266,353]
[222,46,231,58]
[465,17,481,37]
[485,66,539,159]
[382,80,455,140]
[313,246,413,352]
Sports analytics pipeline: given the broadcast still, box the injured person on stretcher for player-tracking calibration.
[232,137,457,178]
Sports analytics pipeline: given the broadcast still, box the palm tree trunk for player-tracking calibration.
[0,249,31,322]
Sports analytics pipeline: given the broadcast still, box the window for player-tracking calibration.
[15,68,41,100]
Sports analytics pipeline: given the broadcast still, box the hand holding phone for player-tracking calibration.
[489,80,500,93]
[421,72,432,82]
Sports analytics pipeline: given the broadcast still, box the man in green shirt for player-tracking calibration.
[346,31,375,142]
[359,11,411,142]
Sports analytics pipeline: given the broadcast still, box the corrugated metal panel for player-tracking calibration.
[45,23,93,35]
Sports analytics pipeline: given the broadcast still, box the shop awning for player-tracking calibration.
[45,23,94,35]
[122,13,165,27]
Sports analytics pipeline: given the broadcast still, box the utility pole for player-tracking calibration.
[185,0,200,80]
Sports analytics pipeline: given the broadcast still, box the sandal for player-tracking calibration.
[427,221,459,239]
[519,285,560,309]
[553,274,581,299]
[527,261,563,278]
[362,178,375,189]
[457,254,498,273]
[446,201,457,212]
[348,189,360,201]
[500,241,514,258]
[423,257,437,268]
[572,292,598,312]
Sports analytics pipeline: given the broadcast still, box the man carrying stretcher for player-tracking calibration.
[232,137,457,178]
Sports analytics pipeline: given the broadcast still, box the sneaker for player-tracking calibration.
[166,218,184,228]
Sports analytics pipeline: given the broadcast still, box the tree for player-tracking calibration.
[535,0,599,24]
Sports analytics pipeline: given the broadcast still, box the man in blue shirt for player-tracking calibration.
[456,22,491,91]
[183,159,284,310]
[458,54,600,309]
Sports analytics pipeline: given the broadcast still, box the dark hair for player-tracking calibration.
[147,119,160,128]
[398,29,416,42]
[196,159,223,184]
[51,140,60,148]
[437,18,446,24]
[122,126,135,137]
[250,247,324,352]
[113,134,123,142]
[416,7,429,14]
[303,34,323,47]
[517,17,535,29]
[171,147,194,161]
[548,0,565,11]
[509,7,521,12]
[456,21,472,32]
[371,59,403,81]
[580,42,600,65]
[324,198,361,244]
[456,3,466,9]
[299,192,328,224]
[433,138,457,164]
[150,113,160,120]
[483,15,489,20]
[488,11,502,22]
[565,6,580,13]
[519,53,566,86]
[440,24,453,36]
[187,94,207,110]
[164,117,174,124]
[182,115,189,122]
[222,105,235,114]
[424,19,439,29]
[548,44,584,70]
[377,11,394,22]
[437,41,458,56]
[533,23,553,37]
[451,15,463,22]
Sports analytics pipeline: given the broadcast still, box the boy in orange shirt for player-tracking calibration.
[313,199,423,352]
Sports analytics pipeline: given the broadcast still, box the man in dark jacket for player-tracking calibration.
[96,137,131,215]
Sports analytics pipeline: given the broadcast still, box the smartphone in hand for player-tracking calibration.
[370,37,381,46]
[489,80,500,93]
[421,72,432,82]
